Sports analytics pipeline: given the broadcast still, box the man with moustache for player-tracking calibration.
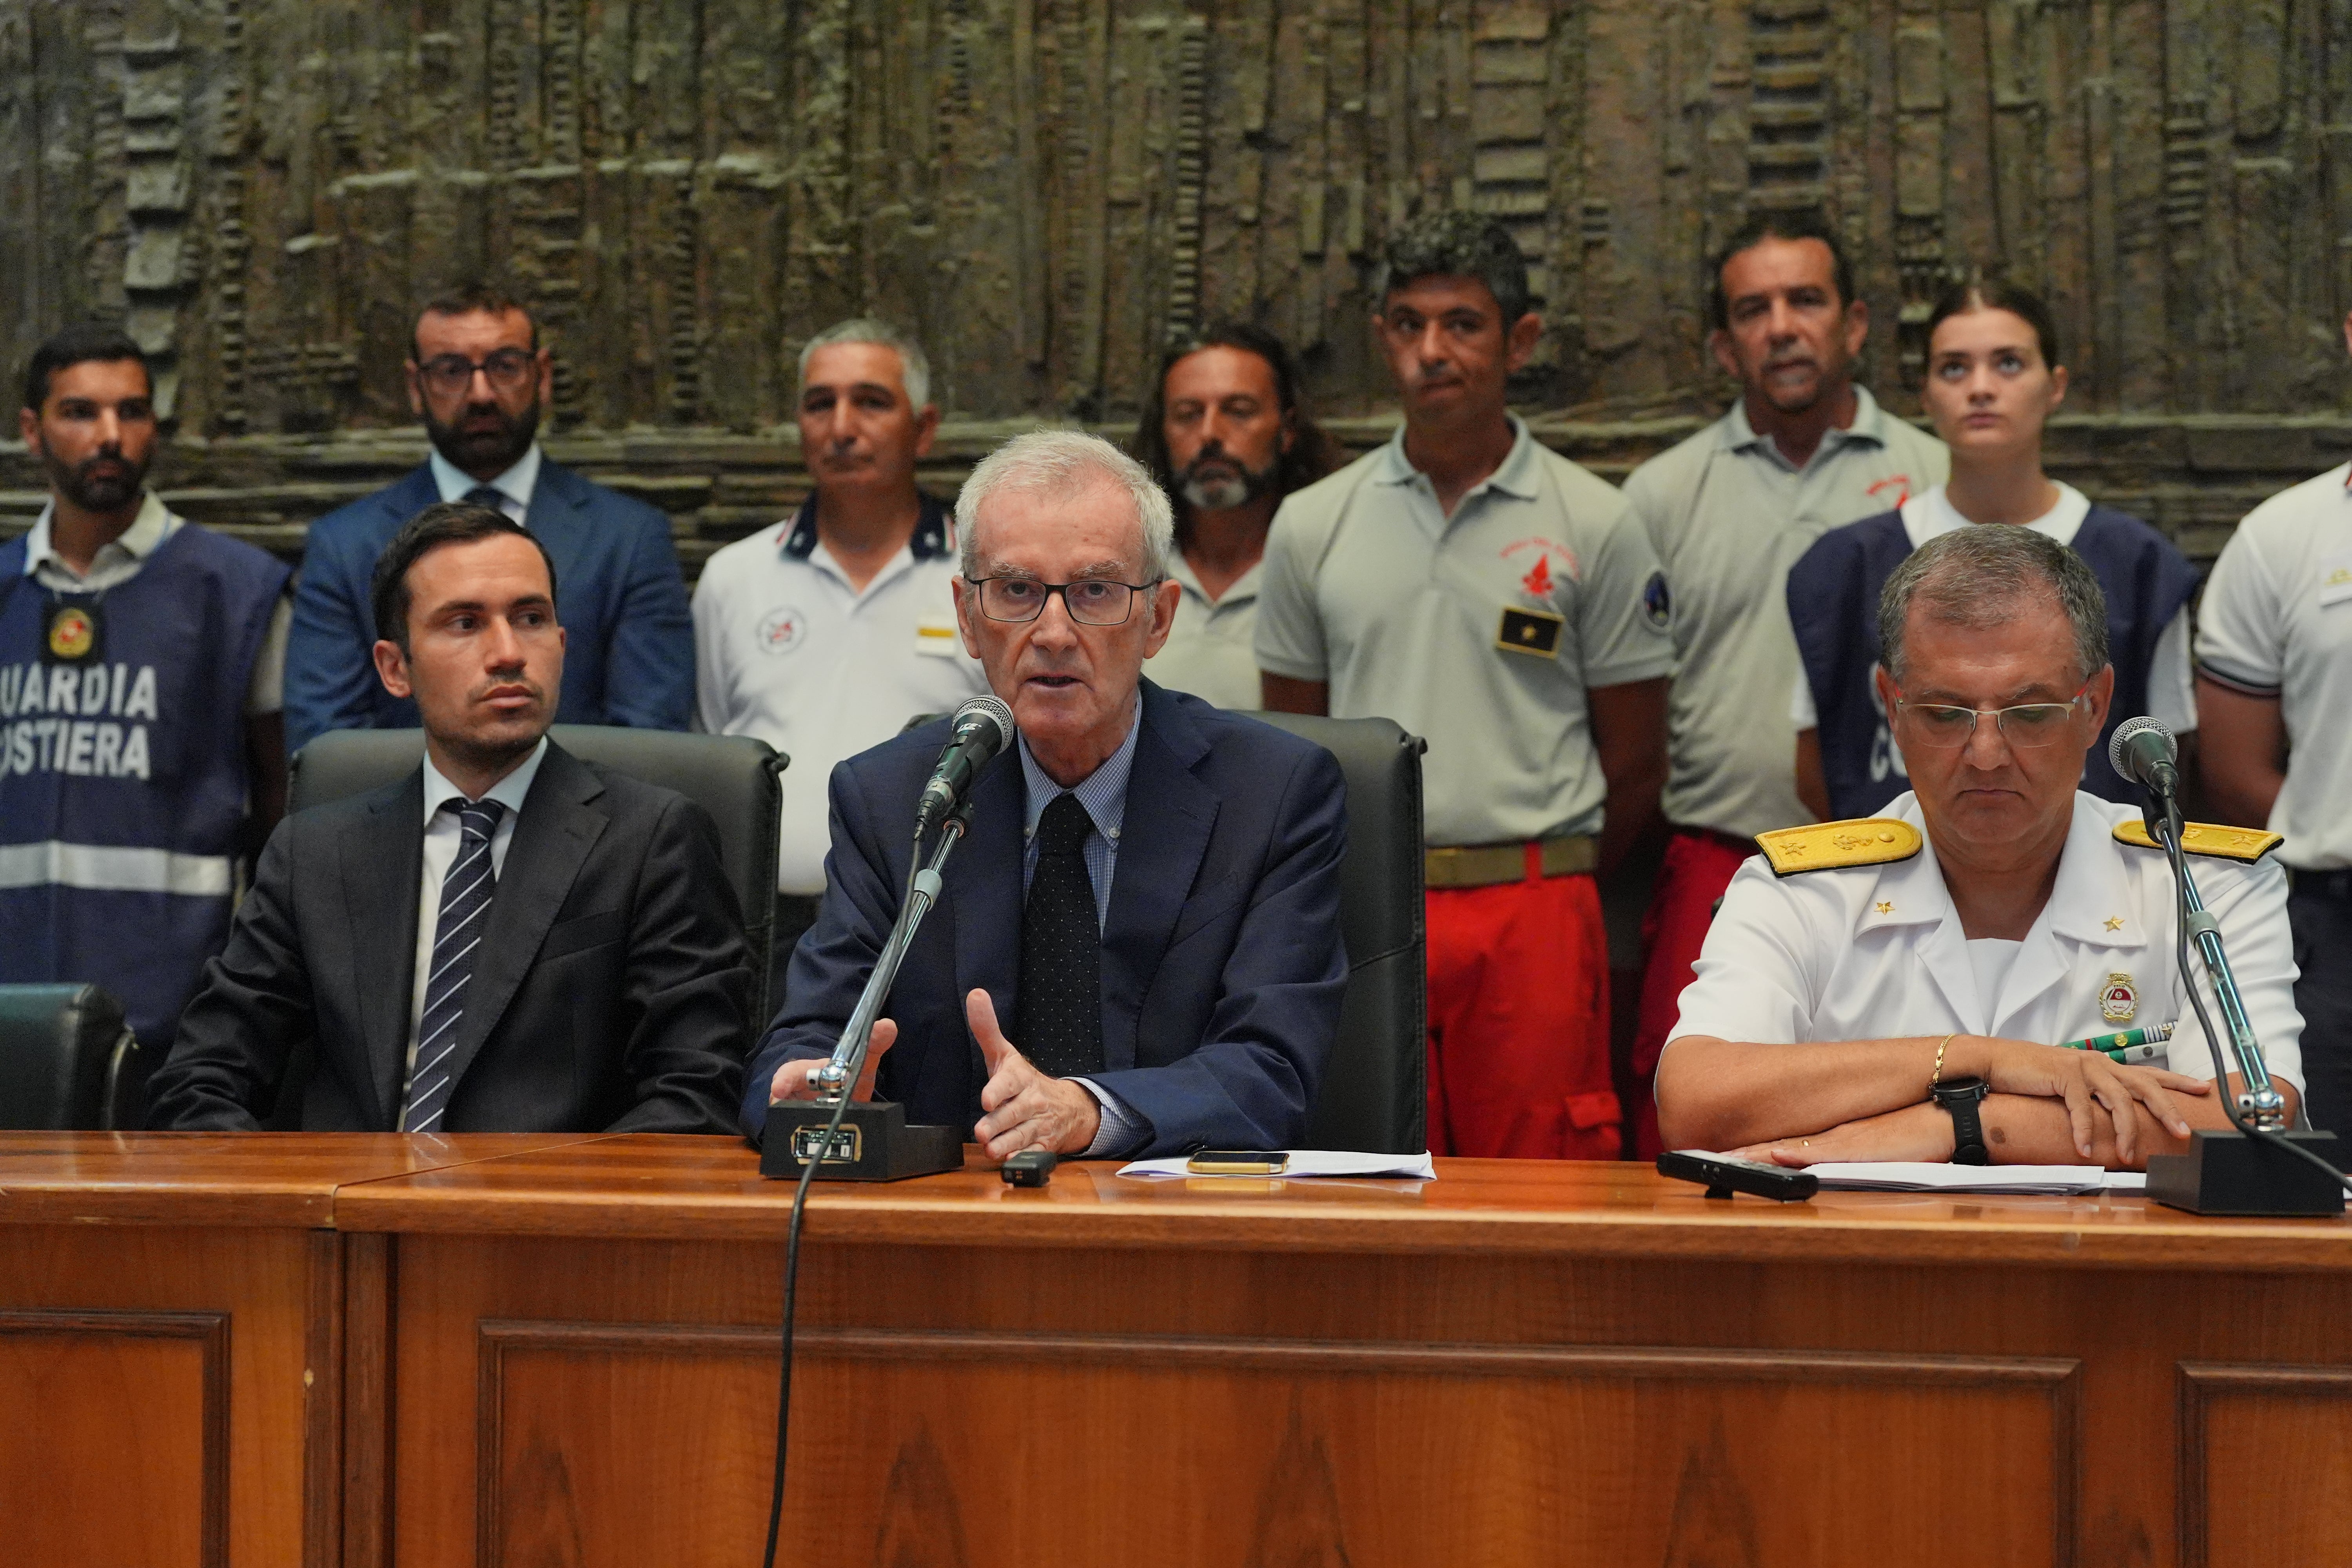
[1129,323,1341,708]
[149,502,750,1133]
[693,318,989,992]
[1619,212,1948,1157]
[0,324,291,1067]
[285,284,694,751]
[1256,210,1674,1160]
[746,430,1347,1159]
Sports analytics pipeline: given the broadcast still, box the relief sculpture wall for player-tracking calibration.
[2,0,2349,570]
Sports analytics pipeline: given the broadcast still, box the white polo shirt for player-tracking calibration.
[1147,554,1263,710]
[692,497,989,894]
[1254,416,1674,848]
[2196,462,2352,870]
[1669,790,2303,1093]
[1625,387,1947,839]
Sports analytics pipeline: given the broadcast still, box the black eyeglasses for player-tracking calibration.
[418,349,536,398]
[965,575,1160,626]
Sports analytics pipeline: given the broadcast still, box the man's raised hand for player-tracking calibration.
[968,988,1101,1160]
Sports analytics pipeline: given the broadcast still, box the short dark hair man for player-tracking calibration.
[1616,211,1948,1159]
[749,430,1348,1160]
[1129,322,1341,708]
[149,502,751,1133]
[0,324,292,1064]
[283,284,695,751]
[1255,210,1675,1160]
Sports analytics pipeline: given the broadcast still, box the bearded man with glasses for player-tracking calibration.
[284,284,694,749]
[1656,526,2305,1170]
[741,429,1349,1161]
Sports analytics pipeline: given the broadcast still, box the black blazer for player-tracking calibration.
[148,742,750,1133]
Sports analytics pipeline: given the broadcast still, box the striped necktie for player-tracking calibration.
[403,798,506,1132]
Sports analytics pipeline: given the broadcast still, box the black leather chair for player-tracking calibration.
[0,983,142,1130]
[290,726,789,1026]
[1247,713,1429,1155]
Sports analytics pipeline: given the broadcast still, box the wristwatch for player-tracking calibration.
[1933,1075,1992,1166]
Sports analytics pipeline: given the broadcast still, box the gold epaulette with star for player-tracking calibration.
[2112,820,2285,862]
[1753,818,1923,877]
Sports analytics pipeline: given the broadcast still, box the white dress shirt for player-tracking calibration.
[401,737,549,1119]
[429,443,543,523]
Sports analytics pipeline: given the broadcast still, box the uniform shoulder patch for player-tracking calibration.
[1753,818,1923,877]
[2112,819,2285,862]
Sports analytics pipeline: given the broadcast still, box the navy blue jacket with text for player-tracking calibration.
[283,461,694,751]
[739,681,1350,1156]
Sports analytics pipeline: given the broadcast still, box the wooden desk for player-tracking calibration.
[0,1133,608,1568]
[333,1140,2352,1568]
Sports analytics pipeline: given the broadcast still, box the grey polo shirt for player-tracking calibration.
[1146,553,1264,710]
[1622,387,1948,840]
[1254,416,1674,848]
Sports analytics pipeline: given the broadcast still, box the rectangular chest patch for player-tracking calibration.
[1496,606,1564,657]
[2319,551,2352,609]
[914,620,962,657]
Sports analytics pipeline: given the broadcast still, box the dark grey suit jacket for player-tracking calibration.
[147,742,750,1133]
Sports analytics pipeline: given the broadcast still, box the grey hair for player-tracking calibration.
[1878,525,2110,686]
[1375,209,1534,325]
[956,428,1175,583]
[797,317,932,410]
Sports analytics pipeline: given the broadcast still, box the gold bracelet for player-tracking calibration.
[1929,1033,1956,1095]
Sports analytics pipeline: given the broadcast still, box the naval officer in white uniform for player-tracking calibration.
[1658,525,2303,1170]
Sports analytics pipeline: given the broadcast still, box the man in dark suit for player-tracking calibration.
[150,503,750,1133]
[283,284,694,751]
[745,430,1348,1160]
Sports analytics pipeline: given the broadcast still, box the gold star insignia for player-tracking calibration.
[2105,916,2125,931]
[1874,900,1893,914]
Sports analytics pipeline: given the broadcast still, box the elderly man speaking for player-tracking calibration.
[1659,525,2303,1170]
[740,430,1349,1160]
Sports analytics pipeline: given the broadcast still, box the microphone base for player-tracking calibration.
[760,1100,966,1183]
[2145,1129,2345,1217]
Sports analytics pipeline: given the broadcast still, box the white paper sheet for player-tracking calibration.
[1116,1150,1437,1181]
[1801,1161,2147,1194]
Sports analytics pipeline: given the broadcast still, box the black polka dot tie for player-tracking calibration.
[1013,793,1104,1078]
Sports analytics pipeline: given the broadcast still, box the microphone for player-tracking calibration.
[916,694,1016,834]
[2108,715,2181,801]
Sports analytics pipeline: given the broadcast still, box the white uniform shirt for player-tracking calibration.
[691,498,989,894]
[2195,463,2352,870]
[1788,483,2196,733]
[1624,387,1948,838]
[1147,553,1263,710]
[428,444,543,522]
[1254,416,1674,847]
[1669,791,2304,1093]
[20,492,290,715]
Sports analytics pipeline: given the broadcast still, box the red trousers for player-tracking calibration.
[1425,865,1619,1159]
[1631,828,1754,1158]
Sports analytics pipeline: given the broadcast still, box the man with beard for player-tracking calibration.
[1256,211,1674,1160]
[1618,212,1948,1158]
[693,318,989,1002]
[284,284,693,750]
[150,502,751,1133]
[1129,323,1341,708]
[0,324,292,1070]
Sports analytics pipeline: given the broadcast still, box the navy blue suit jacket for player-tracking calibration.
[285,460,695,750]
[740,681,1349,1156]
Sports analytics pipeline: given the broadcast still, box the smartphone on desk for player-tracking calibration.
[1187,1149,1290,1175]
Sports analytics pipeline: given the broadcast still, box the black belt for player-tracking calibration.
[2290,868,2352,902]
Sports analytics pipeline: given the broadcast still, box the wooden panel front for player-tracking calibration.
[2179,1363,2352,1568]
[472,1322,2075,1568]
[0,1310,229,1568]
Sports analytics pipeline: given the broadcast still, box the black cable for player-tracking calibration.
[2161,809,2352,1194]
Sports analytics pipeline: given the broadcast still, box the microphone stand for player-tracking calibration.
[758,797,972,1183]
[2140,792,2347,1215]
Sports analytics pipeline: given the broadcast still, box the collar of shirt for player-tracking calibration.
[780,491,956,565]
[1858,792,2148,955]
[1018,697,1142,849]
[430,443,543,517]
[1167,549,1264,608]
[20,491,177,587]
[1720,384,1892,473]
[1370,413,1543,503]
[420,733,550,823]
[1901,481,2092,550]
